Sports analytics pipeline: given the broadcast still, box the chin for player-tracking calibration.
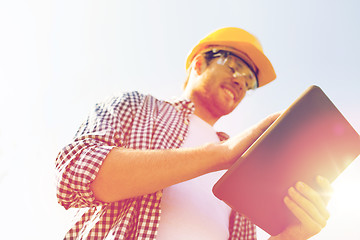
[215,105,236,118]
[223,100,240,114]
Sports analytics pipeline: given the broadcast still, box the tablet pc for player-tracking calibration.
[212,85,360,236]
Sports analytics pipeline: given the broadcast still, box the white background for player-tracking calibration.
[0,1,359,239]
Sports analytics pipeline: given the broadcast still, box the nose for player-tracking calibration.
[232,76,246,91]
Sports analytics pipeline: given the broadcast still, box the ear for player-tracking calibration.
[193,55,206,76]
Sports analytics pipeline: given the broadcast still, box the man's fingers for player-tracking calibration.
[294,181,331,221]
[281,178,333,239]
[316,175,334,205]
[287,185,329,227]
[284,196,323,235]
[253,112,282,135]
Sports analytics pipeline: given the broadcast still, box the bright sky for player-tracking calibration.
[0,0,359,239]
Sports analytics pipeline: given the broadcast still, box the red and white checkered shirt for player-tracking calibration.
[56,91,257,239]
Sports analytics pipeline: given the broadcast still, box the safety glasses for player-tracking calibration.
[203,49,258,90]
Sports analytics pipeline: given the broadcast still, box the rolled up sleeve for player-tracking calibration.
[56,140,114,209]
[55,94,135,209]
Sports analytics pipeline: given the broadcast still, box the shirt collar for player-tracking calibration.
[167,97,195,117]
[167,96,229,141]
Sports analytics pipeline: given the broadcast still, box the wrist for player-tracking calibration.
[202,142,231,171]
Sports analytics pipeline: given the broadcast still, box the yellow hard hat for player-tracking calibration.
[186,27,276,87]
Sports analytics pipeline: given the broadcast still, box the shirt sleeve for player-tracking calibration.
[55,93,138,209]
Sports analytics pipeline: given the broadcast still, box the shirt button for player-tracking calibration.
[184,119,189,125]
[156,191,162,199]
[178,136,184,141]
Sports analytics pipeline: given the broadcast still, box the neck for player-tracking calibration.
[193,105,219,126]
[182,92,220,126]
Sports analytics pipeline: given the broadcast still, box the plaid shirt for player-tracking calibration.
[55,91,257,240]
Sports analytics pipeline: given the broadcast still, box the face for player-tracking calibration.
[185,53,256,120]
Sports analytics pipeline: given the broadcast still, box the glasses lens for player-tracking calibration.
[205,50,258,90]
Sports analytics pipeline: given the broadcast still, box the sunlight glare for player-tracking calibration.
[328,157,360,218]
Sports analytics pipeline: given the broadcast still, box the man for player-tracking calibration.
[56,27,332,239]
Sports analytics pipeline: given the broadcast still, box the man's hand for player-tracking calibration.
[271,176,333,240]
[221,112,281,168]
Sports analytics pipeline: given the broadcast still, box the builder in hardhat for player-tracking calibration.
[183,27,277,126]
[56,27,332,240]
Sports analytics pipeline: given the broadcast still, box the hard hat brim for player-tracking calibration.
[186,41,276,87]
